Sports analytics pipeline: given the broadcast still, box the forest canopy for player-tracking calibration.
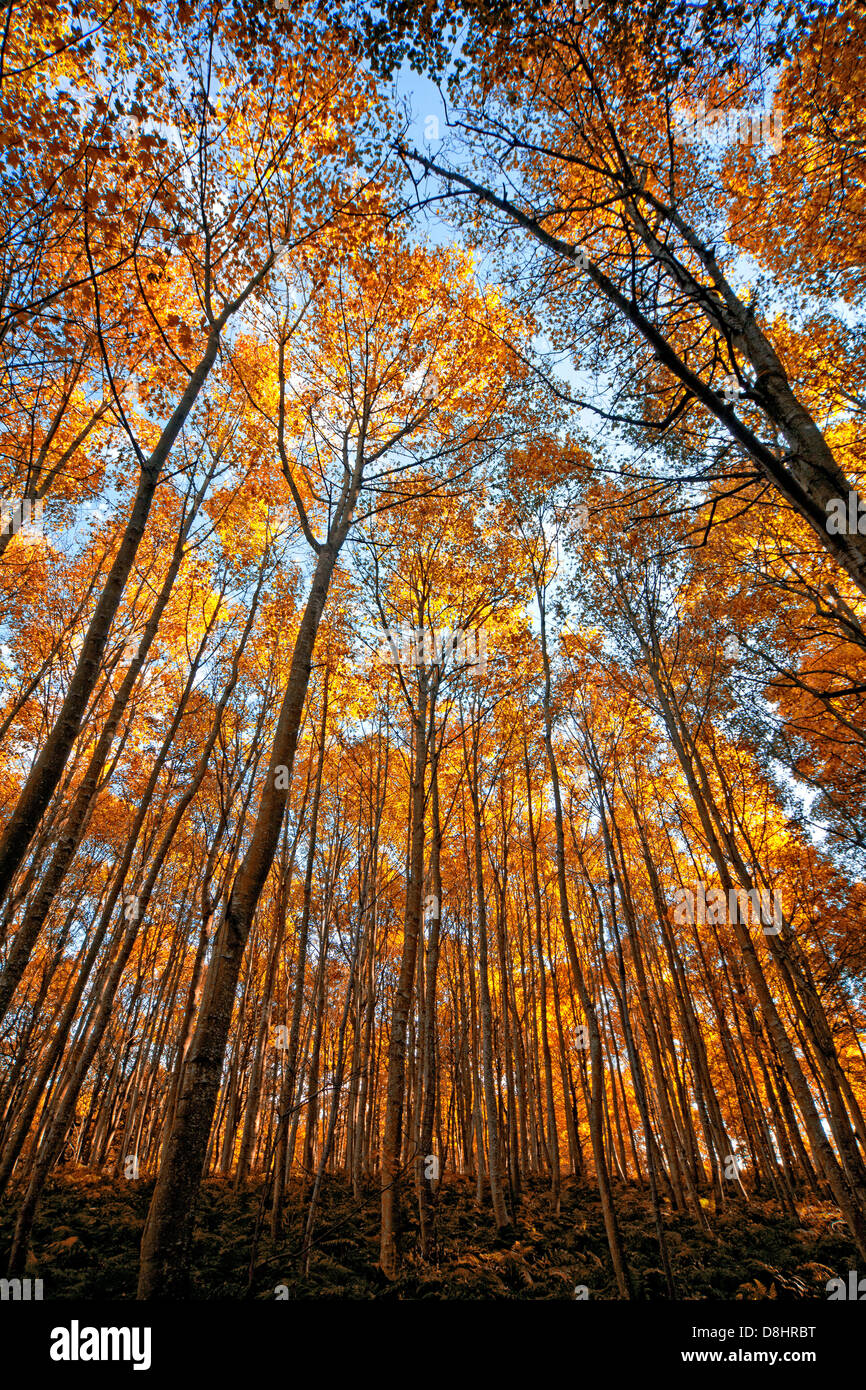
[0,0,865,1311]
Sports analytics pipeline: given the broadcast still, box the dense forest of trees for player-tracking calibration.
[1,0,865,1305]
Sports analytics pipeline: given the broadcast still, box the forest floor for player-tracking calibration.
[0,1169,855,1300]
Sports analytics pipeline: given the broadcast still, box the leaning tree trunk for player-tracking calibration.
[269,669,330,1234]
[0,324,237,912]
[138,518,356,1298]
[0,477,209,1024]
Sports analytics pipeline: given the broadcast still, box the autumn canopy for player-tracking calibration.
[0,0,864,1314]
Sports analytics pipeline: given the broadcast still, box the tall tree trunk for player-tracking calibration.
[138,504,359,1297]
